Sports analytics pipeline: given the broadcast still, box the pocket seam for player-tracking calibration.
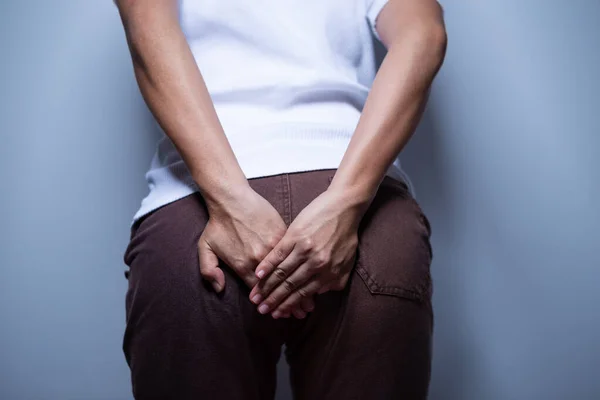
[355,260,432,303]
[335,173,433,303]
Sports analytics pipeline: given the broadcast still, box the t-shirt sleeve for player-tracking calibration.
[365,0,390,42]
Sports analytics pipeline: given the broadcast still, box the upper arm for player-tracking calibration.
[114,0,179,21]
[367,0,446,49]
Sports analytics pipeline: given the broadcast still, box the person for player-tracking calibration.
[115,0,446,398]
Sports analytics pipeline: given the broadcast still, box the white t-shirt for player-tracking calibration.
[130,0,413,225]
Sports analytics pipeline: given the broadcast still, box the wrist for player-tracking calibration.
[197,176,252,215]
[326,182,376,223]
[328,173,378,204]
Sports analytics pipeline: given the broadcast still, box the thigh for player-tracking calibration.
[122,192,283,400]
[286,175,434,400]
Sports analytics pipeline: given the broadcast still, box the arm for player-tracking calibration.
[114,0,248,206]
[329,0,447,212]
[249,0,447,317]
[115,1,317,315]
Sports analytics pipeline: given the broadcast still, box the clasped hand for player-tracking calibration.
[198,184,363,319]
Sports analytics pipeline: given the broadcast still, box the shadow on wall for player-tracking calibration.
[402,104,471,400]
[375,38,471,399]
[143,112,164,149]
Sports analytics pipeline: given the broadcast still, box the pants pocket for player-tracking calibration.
[354,176,433,303]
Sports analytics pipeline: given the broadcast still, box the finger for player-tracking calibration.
[273,276,326,316]
[279,303,309,319]
[249,241,299,304]
[198,237,225,293]
[300,296,315,313]
[292,307,307,319]
[235,263,259,289]
[256,260,314,314]
[254,238,295,280]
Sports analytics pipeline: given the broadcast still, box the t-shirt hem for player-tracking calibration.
[130,127,414,227]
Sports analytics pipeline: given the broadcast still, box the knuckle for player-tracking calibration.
[267,236,281,249]
[273,247,287,261]
[282,279,296,292]
[232,258,249,272]
[273,268,287,280]
[249,249,263,264]
[267,296,280,307]
[313,252,329,267]
[301,237,314,250]
[297,287,310,298]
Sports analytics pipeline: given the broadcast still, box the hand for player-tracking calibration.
[198,185,316,315]
[248,186,366,319]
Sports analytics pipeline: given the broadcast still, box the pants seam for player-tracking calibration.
[281,173,292,225]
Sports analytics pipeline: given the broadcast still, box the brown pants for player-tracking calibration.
[123,168,433,400]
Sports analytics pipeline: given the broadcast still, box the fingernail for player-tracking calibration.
[272,310,281,319]
[256,270,265,279]
[258,304,270,314]
[251,294,262,304]
[212,281,222,293]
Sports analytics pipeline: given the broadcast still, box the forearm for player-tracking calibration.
[116,0,249,208]
[330,2,447,211]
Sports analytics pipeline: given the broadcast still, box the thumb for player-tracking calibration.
[198,235,225,293]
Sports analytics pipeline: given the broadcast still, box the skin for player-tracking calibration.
[249,0,447,319]
[114,0,315,315]
[115,0,446,320]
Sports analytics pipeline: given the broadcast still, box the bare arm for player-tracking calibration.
[115,0,318,315]
[114,0,248,208]
[249,0,447,317]
[330,0,447,211]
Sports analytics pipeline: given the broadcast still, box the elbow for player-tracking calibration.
[410,21,447,68]
[429,22,448,64]
[417,2,448,65]
[388,20,447,69]
[114,0,138,12]
[426,22,447,57]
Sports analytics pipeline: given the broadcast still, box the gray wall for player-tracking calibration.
[0,1,598,399]
[401,1,600,399]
